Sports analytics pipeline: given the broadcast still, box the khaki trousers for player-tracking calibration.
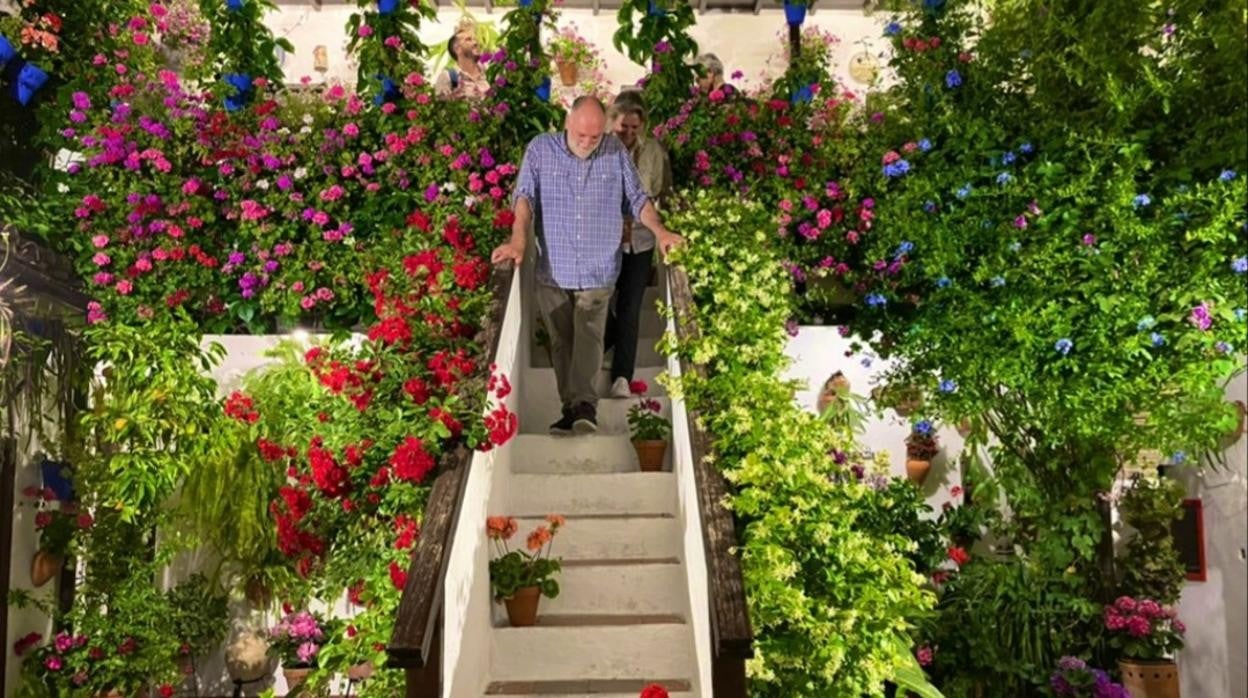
[535,284,612,409]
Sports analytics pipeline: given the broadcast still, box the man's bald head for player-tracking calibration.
[565,97,607,158]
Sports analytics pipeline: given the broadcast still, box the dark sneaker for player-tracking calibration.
[571,402,598,435]
[549,407,575,436]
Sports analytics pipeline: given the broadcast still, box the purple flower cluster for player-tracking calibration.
[1049,656,1129,698]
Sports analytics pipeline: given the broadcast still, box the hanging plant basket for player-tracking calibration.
[30,549,63,587]
[905,458,931,485]
[555,59,579,87]
[783,0,808,26]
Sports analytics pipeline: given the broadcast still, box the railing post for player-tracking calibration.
[713,651,748,698]
[404,611,441,698]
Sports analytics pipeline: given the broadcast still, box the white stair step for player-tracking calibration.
[519,396,671,436]
[510,435,670,474]
[490,623,694,683]
[543,561,687,617]
[510,473,677,516]
[520,368,668,426]
[491,693,693,698]
[530,338,666,369]
[513,515,680,561]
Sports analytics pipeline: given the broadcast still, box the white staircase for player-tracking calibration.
[480,272,698,697]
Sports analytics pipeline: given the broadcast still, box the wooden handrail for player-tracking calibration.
[387,262,515,687]
[666,266,754,694]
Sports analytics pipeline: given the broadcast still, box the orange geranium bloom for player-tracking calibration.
[486,515,518,541]
[526,525,552,552]
[545,513,566,529]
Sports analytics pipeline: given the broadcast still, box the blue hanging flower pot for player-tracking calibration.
[535,76,551,103]
[227,0,245,10]
[378,0,399,14]
[11,61,50,106]
[647,0,667,17]
[783,0,807,25]
[40,459,76,503]
[518,0,534,7]
[373,75,400,105]
[0,35,18,66]
[223,72,253,112]
[790,84,813,104]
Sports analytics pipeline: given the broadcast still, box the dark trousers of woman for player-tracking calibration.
[604,248,654,381]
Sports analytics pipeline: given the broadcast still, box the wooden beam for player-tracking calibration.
[593,0,601,16]
[809,0,817,14]
[699,0,708,14]
[753,0,763,14]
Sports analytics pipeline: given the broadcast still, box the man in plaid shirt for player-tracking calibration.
[492,96,683,435]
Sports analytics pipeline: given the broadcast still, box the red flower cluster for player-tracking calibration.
[224,391,260,423]
[389,436,436,484]
[308,437,351,499]
[393,514,420,550]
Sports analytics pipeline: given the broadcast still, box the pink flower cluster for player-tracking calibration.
[1103,596,1184,638]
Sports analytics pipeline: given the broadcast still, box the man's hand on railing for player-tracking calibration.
[491,240,524,267]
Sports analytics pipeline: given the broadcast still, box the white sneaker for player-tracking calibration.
[609,376,631,399]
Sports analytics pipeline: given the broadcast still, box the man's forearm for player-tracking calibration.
[511,198,532,247]
[637,201,668,237]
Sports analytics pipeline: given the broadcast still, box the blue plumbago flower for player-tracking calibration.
[996,172,1013,185]
[1151,332,1165,347]
[1133,193,1151,208]
[1018,142,1034,154]
[914,419,935,436]
[956,184,972,199]
[918,138,933,152]
[895,241,915,257]
[1171,451,1187,465]
[945,70,962,88]
[883,160,912,178]
[1232,256,1248,273]
[991,275,1006,287]
[865,293,888,307]
[936,276,952,288]
[923,201,938,213]
[1137,315,1157,331]
[1220,169,1237,182]
[1216,341,1234,354]
[1020,49,1033,58]
[861,357,873,368]
[1236,308,1247,322]
[884,21,903,36]
[939,379,958,393]
[1001,151,1017,165]
[1008,241,1022,253]
[1055,337,1073,355]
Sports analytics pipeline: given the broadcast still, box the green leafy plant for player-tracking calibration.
[198,0,293,85]
[345,0,436,97]
[905,420,940,460]
[1116,475,1186,605]
[486,514,564,600]
[166,574,230,664]
[612,0,699,125]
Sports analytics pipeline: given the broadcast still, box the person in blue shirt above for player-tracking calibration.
[491,96,683,436]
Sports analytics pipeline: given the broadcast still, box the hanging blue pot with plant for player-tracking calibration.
[373,74,400,105]
[647,0,668,17]
[378,0,399,14]
[783,0,807,26]
[11,61,50,106]
[227,0,245,10]
[534,76,552,103]
[790,83,814,104]
[0,35,18,66]
[518,0,534,8]
[223,72,253,112]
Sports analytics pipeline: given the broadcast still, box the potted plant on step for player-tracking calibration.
[20,485,87,587]
[904,420,940,485]
[628,382,671,472]
[268,609,331,694]
[487,515,565,626]
[1104,595,1185,698]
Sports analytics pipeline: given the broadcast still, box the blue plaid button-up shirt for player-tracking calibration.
[514,132,651,290]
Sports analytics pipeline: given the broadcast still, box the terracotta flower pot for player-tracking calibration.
[503,585,542,626]
[905,459,931,485]
[556,60,579,87]
[633,440,667,472]
[347,661,374,681]
[1118,659,1180,698]
[283,666,314,695]
[31,549,63,587]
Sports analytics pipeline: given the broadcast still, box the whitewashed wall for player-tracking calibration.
[266,4,894,97]
[1175,371,1247,698]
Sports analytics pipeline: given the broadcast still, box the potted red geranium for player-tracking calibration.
[1104,596,1185,698]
